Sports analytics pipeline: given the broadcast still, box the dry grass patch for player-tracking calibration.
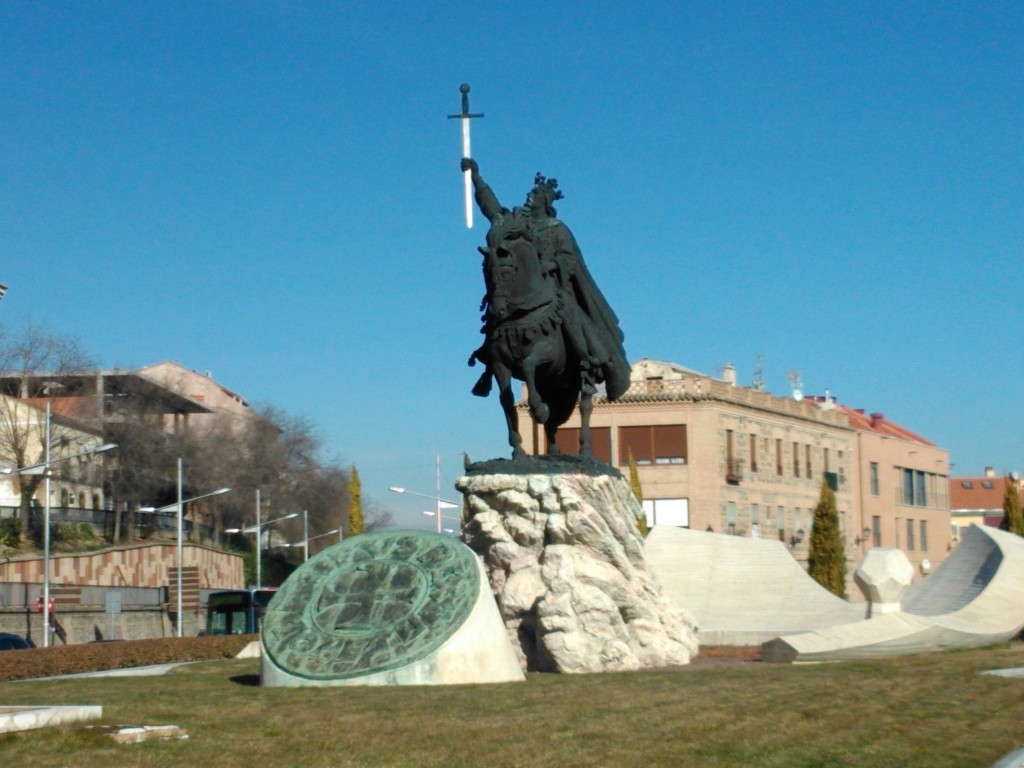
[2,643,1024,767]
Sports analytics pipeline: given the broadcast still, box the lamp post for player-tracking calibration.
[141,473,230,638]
[5,404,117,647]
[389,453,460,534]
[226,509,299,588]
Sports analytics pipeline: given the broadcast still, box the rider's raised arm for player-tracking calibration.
[461,158,504,221]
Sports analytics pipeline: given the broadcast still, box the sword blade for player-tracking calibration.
[462,118,472,228]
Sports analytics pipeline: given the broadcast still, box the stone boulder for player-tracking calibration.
[457,460,697,673]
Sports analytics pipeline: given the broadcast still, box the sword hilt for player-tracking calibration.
[447,82,484,121]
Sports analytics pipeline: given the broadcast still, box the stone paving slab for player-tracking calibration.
[993,746,1024,768]
[0,704,102,734]
[87,723,188,743]
[982,667,1024,679]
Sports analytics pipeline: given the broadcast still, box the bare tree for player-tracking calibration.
[0,321,97,542]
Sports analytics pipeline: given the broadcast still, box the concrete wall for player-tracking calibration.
[0,606,182,646]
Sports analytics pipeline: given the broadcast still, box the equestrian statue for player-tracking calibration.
[462,157,630,460]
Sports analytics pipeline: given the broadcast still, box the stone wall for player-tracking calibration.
[0,542,244,591]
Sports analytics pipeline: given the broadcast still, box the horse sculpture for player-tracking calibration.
[463,159,629,460]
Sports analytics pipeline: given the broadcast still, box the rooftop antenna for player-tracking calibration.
[752,354,765,392]
[786,370,803,402]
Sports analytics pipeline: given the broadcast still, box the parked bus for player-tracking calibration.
[205,588,277,636]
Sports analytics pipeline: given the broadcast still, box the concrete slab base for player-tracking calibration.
[0,705,103,734]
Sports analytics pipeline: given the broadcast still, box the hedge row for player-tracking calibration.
[0,634,256,682]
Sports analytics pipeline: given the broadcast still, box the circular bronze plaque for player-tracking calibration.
[262,530,480,680]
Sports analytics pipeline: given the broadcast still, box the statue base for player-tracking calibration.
[457,459,698,673]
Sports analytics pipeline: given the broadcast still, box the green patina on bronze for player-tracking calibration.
[262,530,480,680]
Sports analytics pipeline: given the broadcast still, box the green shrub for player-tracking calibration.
[0,634,256,682]
[0,516,20,547]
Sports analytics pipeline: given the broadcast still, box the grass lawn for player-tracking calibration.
[2,643,1024,767]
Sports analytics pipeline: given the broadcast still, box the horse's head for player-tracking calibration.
[481,216,555,320]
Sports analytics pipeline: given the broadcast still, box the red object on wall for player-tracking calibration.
[35,597,55,613]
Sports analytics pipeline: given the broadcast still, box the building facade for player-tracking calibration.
[0,394,112,516]
[949,468,1024,535]
[842,407,952,576]
[519,358,952,588]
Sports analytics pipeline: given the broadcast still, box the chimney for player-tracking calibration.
[870,413,884,428]
[723,363,736,386]
[985,467,995,478]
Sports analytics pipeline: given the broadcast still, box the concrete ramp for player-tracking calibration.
[645,526,865,645]
[763,525,1024,662]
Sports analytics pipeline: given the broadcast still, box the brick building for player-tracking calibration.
[519,358,952,585]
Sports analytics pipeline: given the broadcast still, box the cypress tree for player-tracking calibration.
[807,476,846,598]
[1004,475,1023,536]
[627,448,649,538]
[347,466,364,536]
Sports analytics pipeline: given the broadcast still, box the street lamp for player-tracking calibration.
[421,510,460,535]
[140,461,230,638]
[226,509,299,589]
[284,519,343,561]
[389,454,460,534]
[2,403,117,647]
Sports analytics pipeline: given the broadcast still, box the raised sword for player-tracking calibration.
[447,83,483,228]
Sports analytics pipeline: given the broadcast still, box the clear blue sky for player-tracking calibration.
[2,3,1021,530]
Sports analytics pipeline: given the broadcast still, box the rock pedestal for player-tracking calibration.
[457,460,697,673]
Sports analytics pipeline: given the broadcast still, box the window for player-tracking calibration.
[751,503,759,525]
[901,468,931,507]
[793,442,800,478]
[872,515,882,547]
[823,447,830,474]
[870,462,880,496]
[961,480,973,489]
[776,439,783,475]
[618,425,687,466]
[553,427,611,464]
[982,480,993,489]
[777,506,786,541]
[749,433,758,473]
[920,520,928,551]
[906,518,915,551]
[806,445,813,478]
[726,501,736,533]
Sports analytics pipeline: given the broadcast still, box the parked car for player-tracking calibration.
[0,633,32,651]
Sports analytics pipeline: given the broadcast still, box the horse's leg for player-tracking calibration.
[521,337,557,425]
[544,422,561,455]
[578,388,593,459]
[492,363,524,459]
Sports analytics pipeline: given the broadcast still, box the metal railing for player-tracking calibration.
[0,581,166,609]
[0,506,217,545]
[892,488,950,510]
